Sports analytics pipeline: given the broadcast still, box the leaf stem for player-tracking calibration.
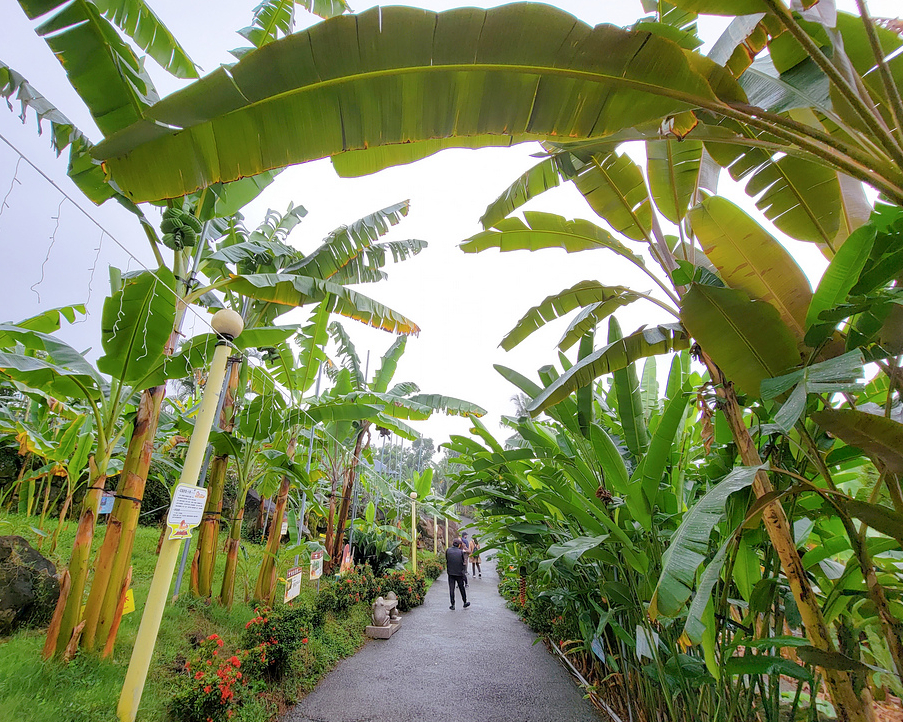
[854,0,903,148]
[759,0,903,168]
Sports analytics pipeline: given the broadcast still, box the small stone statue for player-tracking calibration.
[385,591,401,622]
[366,594,401,639]
[372,596,392,627]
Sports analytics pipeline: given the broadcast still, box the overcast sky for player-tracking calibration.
[0,0,896,459]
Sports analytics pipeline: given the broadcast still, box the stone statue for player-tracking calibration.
[366,594,401,639]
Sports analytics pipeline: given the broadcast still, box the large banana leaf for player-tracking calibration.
[286,201,411,278]
[480,156,567,230]
[804,224,876,347]
[649,465,762,618]
[570,150,653,241]
[93,4,744,202]
[811,409,903,475]
[646,139,704,223]
[371,337,406,395]
[609,317,649,457]
[528,323,690,414]
[408,394,487,418]
[292,304,329,394]
[0,352,101,402]
[461,212,647,268]
[92,0,198,78]
[19,0,158,137]
[680,284,800,398]
[226,274,420,335]
[704,120,841,246]
[97,268,176,385]
[501,282,639,352]
[689,196,812,344]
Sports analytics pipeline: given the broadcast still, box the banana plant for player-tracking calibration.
[317,322,486,571]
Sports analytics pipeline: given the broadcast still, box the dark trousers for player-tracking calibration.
[448,574,467,606]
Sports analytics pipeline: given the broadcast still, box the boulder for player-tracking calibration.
[0,536,60,635]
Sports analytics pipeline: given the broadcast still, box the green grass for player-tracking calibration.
[0,511,374,722]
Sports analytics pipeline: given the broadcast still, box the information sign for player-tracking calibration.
[310,551,324,580]
[166,484,208,540]
[284,567,304,603]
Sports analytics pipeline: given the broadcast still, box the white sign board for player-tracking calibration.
[98,494,115,515]
[281,520,289,536]
[310,551,324,580]
[166,484,208,540]
[284,567,304,603]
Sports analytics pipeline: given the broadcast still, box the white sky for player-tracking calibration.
[0,0,897,459]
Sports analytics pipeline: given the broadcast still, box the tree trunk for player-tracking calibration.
[82,385,164,652]
[328,424,368,570]
[45,457,105,659]
[191,359,241,599]
[219,488,249,609]
[253,435,297,604]
[702,353,873,722]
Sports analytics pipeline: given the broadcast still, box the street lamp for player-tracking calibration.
[118,309,243,722]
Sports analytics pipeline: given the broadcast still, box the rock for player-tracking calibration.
[0,536,60,636]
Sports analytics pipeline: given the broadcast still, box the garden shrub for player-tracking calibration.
[168,634,244,722]
[351,529,403,576]
[420,557,443,581]
[375,569,426,611]
[315,565,379,614]
[240,607,310,682]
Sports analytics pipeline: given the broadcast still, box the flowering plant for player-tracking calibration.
[169,634,244,722]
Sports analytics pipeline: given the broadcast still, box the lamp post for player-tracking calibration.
[409,491,417,573]
[445,517,449,549]
[118,309,243,722]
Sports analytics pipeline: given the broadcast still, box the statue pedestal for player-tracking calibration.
[365,620,401,639]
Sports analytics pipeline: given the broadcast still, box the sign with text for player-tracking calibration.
[309,551,324,580]
[281,520,288,536]
[284,567,304,603]
[98,494,115,515]
[122,588,136,615]
[166,484,208,540]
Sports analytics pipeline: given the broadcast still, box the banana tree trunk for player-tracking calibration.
[702,353,873,722]
[329,424,368,570]
[219,487,249,609]
[81,385,164,652]
[44,456,106,659]
[191,360,241,599]
[253,436,297,604]
[324,472,339,571]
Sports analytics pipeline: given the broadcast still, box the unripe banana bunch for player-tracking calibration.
[160,207,203,251]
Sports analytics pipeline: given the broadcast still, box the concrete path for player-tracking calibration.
[282,548,602,722]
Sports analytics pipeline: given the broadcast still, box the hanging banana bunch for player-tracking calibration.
[160,208,202,251]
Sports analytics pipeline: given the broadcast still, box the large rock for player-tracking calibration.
[0,536,60,635]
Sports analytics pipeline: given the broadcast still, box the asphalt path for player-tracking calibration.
[281,540,602,722]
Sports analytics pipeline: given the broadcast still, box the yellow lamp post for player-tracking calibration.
[445,517,449,549]
[118,309,243,722]
[410,491,417,573]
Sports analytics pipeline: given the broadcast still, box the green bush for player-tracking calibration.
[240,606,311,682]
[376,569,426,611]
[351,528,404,576]
[420,557,444,581]
[315,564,380,614]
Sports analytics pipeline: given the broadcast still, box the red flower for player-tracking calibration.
[194,671,204,680]
[229,656,241,667]
[207,634,219,641]
[301,638,308,644]
[217,639,224,647]
[203,685,212,694]
[236,672,242,680]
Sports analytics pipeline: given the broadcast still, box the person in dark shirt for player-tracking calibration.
[445,540,470,610]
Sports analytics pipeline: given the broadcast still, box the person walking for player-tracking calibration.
[460,531,470,587]
[470,536,482,577]
[445,540,470,610]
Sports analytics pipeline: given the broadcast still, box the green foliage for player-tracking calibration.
[168,634,244,722]
[377,569,427,612]
[351,529,403,577]
[420,557,444,581]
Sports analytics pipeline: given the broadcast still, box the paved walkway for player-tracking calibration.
[282,545,602,722]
